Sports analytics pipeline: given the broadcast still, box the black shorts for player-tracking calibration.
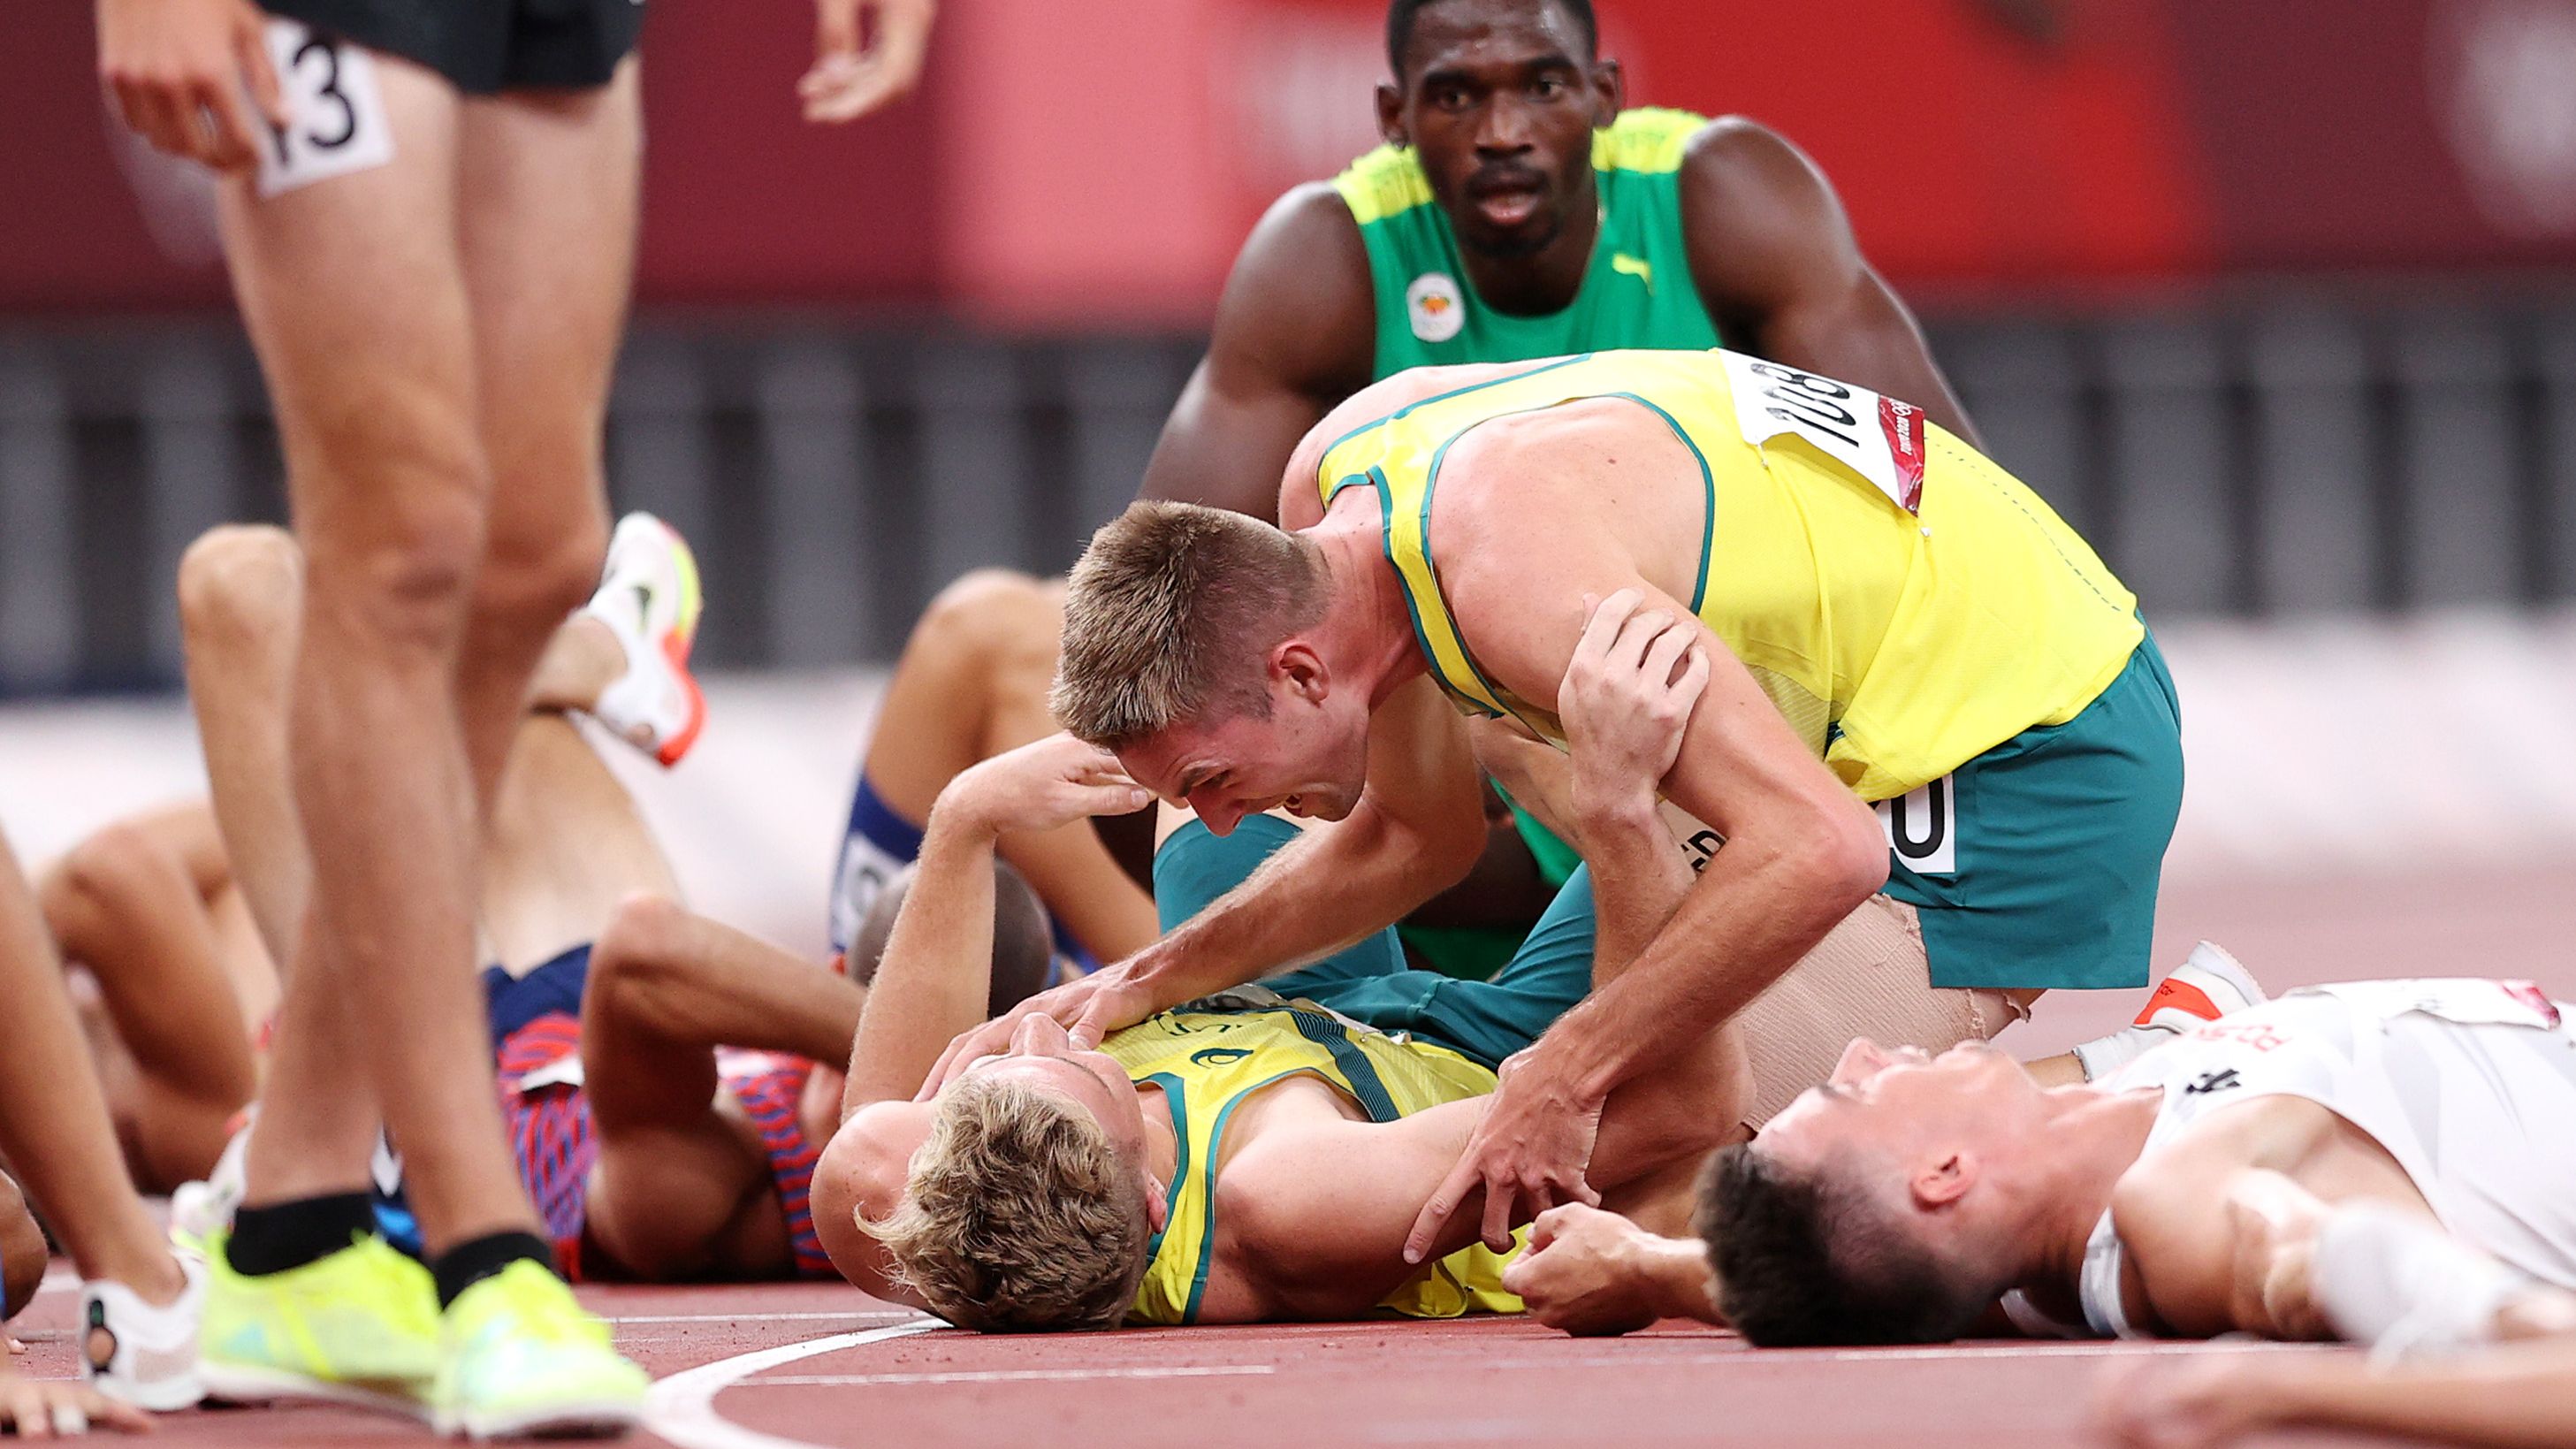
[261,0,644,95]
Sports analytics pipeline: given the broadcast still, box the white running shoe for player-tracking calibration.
[2131,940,2267,1033]
[82,1255,207,1412]
[582,512,705,766]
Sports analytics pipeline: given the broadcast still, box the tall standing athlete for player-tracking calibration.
[95,0,934,1433]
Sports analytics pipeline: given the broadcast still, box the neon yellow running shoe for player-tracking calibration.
[436,1261,646,1440]
[195,1230,441,1422]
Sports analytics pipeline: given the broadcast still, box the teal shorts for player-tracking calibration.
[1880,631,2184,991]
[1153,814,1596,1068]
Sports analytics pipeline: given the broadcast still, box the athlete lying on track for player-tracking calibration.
[150,522,1045,1309]
[1677,976,2576,1348]
[811,619,1749,1330]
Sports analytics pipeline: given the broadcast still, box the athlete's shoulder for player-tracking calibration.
[1333,139,1433,225]
[1676,114,1833,201]
[1596,106,1710,174]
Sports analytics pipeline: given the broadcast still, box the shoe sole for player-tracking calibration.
[2185,941,2267,1008]
[445,1396,647,1440]
[201,1361,436,1423]
[89,1371,205,1414]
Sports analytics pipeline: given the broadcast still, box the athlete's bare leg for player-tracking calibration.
[36,805,266,1193]
[583,898,865,1280]
[862,570,1160,961]
[177,525,309,970]
[213,53,479,1224]
[481,710,675,976]
[0,829,186,1303]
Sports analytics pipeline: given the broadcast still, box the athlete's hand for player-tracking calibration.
[803,0,936,123]
[97,0,286,172]
[913,959,1160,1099]
[1405,1046,1604,1262]
[1501,1204,1668,1337]
[937,733,1154,840]
[0,1369,153,1437]
[1559,589,1708,820]
[2092,1354,2285,1449]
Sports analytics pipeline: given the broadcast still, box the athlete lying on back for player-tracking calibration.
[1693,976,2576,1347]
[812,618,1744,1330]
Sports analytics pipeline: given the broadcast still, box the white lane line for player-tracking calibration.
[644,1316,943,1449]
[752,1365,1277,1388]
[614,1310,921,1325]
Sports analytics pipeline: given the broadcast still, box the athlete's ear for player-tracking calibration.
[1591,58,1624,125]
[1376,81,1408,148]
[1909,1150,1978,1209]
[1272,640,1330,704]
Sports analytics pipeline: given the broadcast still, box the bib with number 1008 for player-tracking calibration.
[1719,352,1927,514]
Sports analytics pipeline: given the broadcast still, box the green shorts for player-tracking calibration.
[1154,815,1596,1067]
[1879,631,2184,991]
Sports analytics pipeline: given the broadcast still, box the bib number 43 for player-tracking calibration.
[255,19,396,198]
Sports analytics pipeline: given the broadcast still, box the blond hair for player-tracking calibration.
[1052,500,1324,747]
[862,1075,1151,1331]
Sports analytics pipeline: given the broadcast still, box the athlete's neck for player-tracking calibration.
[2020,1087,2162,1291]
[1307,522,1429,709]
[1459,177,1603,317]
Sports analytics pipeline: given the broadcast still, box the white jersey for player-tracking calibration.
[2059,980,2576,1338]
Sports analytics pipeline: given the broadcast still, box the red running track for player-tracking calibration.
[12,864,2567,1449]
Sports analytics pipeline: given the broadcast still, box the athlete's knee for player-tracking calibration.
[176,524,301,655]
[300,486,492,656]
[477,492,610,638]
[915,569,1063,681]
[585,893,689,1022]
[41,820,179,944]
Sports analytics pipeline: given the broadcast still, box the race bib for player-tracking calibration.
[1875,774,1956,875]
[1660,800,1723,873]
[1720,352,1926,514]
[255,18,396,198]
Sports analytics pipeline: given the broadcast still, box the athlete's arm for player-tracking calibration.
[1680,118,1980,448]
[1135,185,1376,521]
[2099,1317,2576,1449]
[840,734,1153,1115]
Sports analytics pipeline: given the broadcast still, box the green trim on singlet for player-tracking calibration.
[1184,1067,1320,1324]
[1139,1071,1190,1262]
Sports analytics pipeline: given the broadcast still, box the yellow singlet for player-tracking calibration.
[1314,348,2144,801]
[1100,1004,1523,1324]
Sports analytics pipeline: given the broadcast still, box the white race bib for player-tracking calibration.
[1875,774,1957,875]
[1720,352,1927,514]
[2304,979,2565,1031]
[255,19,396,199]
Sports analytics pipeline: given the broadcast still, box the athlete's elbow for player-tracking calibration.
[1795,806,1888,911]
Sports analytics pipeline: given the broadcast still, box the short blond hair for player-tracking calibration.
[862,1075,1150,1331]
[1052,500,1324,747]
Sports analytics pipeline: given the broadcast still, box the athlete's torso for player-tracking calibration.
[1099,1003,1521,1323]
[1314,347,2143,799]
[2075,980,2576,1336]
[1336,109,1721,380]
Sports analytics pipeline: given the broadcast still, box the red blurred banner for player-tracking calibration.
[5,0,2573,319]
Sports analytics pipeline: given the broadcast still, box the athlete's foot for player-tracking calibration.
[2071,942,2267,1080]
[580,512,706,767]
[81,1255,207,1412]
[436,1262,646,1440]
[196,1230,441,1422]
[2131,941,2266,1032]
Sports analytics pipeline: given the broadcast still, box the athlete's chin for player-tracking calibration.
[1458,213,1565,261]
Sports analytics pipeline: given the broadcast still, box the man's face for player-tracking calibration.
[956,1012,1149,1163]
[1116,682,1372,837]
[1758,1038,2039,1184]
[1383,0,1619,260]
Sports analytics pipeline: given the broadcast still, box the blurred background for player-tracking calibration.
[4,0,2573,1041]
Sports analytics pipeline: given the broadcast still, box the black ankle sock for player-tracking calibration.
[431,1231,556,1308]
[226,1193,377,1277]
